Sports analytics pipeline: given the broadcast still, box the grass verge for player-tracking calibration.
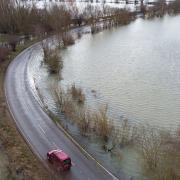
[0,39,53,180]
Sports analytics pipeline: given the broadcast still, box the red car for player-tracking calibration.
[47,149,71,171]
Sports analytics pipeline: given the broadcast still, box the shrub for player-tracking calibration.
[94,106,113,142]
[77,110,91,136]
[69,84,85,104]
[42,42,63,74]
[138,126,163,171]
[115,119,139,147]
[54,86,76,119]
[138,126,180,179]
[62,33,75,47]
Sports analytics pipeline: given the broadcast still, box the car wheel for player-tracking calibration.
[47,154,52,163]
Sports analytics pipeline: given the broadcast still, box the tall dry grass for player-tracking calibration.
[41,41,63,74]
[68,84,85,104]
[138,126,180,180]
[93,106,113,142]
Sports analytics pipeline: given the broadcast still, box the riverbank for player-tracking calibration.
[0,39,52,179]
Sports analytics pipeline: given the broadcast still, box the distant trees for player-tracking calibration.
[49,5,71,34]
[0,0,72,37]
[149,0,166,17]
[145,0,180,18]
[0,0,18,33]
[0,0,180,37]
[78,4,135,34]
[0,0,136,38]
[169,0,180,14]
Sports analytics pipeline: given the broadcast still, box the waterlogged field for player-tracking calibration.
[28,15,180,179]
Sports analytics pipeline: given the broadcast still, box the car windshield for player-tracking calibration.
[63,159,71,165]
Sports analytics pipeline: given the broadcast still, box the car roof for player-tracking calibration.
[51,149,70,161]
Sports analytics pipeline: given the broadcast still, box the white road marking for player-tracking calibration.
[38,124,46,134]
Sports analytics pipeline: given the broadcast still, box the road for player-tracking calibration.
[4,43,118,180]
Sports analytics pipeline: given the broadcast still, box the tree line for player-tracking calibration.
[0,0,135,63]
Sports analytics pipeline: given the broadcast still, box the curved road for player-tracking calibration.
[4,43,118,180]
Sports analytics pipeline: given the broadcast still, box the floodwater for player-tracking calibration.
[61,15,180,130]
[28,15,180,179]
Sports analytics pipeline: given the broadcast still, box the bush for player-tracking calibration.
[77,110,91,136]
[138,126,180,179]
[69,84,85,104]
[54,86,76,119]
[94,106,113,142]
[115,119,139,147]
[62,33,75,47]
[42,42,63,74]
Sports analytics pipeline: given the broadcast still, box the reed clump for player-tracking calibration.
[54,85,113,141]
[42,42,63,74]
[138,126,180,180]
[68,84,85,104]
[62,33,75,47]
[93,106,113,142]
